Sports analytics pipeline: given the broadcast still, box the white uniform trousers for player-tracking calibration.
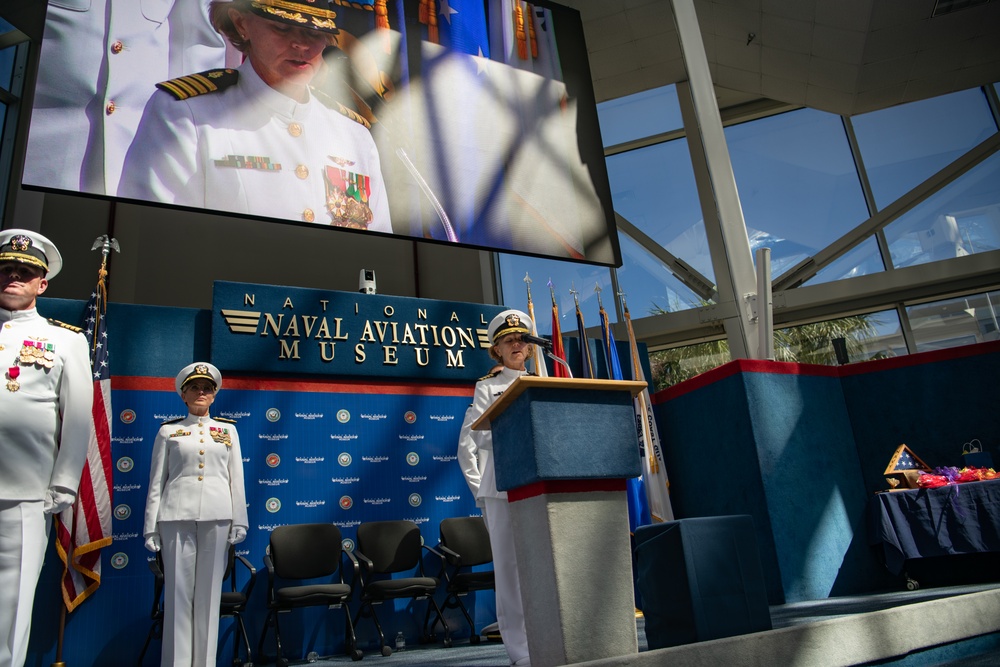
[483,498,529,665]
[159,520,229,667]
[0,501,49,667]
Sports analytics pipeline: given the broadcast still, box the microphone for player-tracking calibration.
[521,333,553,349]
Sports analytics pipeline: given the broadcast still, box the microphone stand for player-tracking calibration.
[544,350,573,378]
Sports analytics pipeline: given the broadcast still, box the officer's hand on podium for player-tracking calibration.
[228,526,247,545]
[43,487,76,515]
[144,533,161,552]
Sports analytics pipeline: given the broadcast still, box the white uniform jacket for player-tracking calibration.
[0,308,93,501]
[24,0,226,195]
[119,61,392,232]
[458,366,528,507]
[144,413,249,535]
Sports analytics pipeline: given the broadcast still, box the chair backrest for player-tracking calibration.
[439,516,493,567]
[356,520,423,574]
[269,523,344,580]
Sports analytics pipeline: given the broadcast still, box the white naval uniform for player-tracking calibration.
[458,366,530,665]
[118,61,392,232]
[144,413,248,667]
[0,307,93,667]
[23,0,226,196]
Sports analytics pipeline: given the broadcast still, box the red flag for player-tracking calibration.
[549,284,570,378]
[55,264,113,611]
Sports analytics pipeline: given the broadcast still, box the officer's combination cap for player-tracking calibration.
[0,229,63,279]
[246,0,340,34]
[488,309,532,345]
[176,362,223,396]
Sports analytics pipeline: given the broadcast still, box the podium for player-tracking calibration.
[472,377,646,666]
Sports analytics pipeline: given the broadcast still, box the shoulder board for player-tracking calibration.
[161,417,184,425]
[479,370,502,381]
[214,417,237,424]
[157,69,239,100]
[310,86,372,129]
[47,318,83,333]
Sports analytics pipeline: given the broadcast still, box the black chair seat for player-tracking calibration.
[449,570,495,593]
[220,591,247,608]
[364,576,438,600]
[276,582,352,605]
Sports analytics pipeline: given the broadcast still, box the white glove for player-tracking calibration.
[144,533,162,552]
[228,526,247,545]
[43,487,76,515]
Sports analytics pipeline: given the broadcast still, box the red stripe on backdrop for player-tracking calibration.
[507,479,626,502]
[651,340,1000,404]
[112,376,476,396]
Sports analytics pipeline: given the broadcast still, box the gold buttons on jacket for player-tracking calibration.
[288,122,303,137]
[295,164,309,179]
[302,208,315,222]
[200,450,205,455]
[198,463,205,469]
[198,475,204,481]
[106,101,116,115]
[111,40,124,54]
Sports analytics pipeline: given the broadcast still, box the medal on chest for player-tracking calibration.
[5,365,19,392]
[19,338,55,369]
[210,426,232,447]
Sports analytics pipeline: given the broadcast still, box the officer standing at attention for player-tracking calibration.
[144,362,248,667]
[119,0,392,232]
[0,229,93,667]
[457,310,535,667]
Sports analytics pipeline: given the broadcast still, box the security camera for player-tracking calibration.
[359,269,376,294]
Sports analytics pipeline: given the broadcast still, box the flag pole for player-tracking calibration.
[53,236,119,667]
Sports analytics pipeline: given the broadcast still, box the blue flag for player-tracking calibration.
[600,305,650,533]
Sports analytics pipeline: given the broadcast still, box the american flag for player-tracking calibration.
[55,267,113,611]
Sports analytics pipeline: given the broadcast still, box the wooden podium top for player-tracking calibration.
[470,376,647,431]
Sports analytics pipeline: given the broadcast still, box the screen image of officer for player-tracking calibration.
[23,1,228,196]
[0,229,93,667]
[119,0,391,233]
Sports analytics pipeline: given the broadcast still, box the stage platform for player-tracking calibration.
[293,583,1000,666]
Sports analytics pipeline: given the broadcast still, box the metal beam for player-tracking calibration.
[774,132,1000,291]
[614,213,716,300]
[671,0,760,358]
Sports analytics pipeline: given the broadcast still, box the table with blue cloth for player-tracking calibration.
[868,478,1000,577]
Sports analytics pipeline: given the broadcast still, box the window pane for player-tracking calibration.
[726,108,871,277]
[616,232,708,317]
[606,137,715,283]
[907,290,1000,353]
[852,88,997,211]
[597,85,682,147]
[649,341,730,390]
[496,254,615,335]
[0,46,13,92]
[884,152,1000,268]
[804,236,885,286]
[775,310,902,365]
